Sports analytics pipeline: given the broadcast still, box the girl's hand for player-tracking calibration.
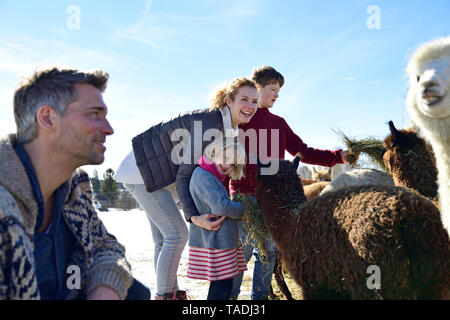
[191,214,226,230]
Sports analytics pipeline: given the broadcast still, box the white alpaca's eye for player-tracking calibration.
[416,76,421,82]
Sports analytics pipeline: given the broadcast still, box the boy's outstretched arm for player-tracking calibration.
[284,119,350,167]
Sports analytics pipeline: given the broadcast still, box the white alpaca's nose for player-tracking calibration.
[420,69,444,103]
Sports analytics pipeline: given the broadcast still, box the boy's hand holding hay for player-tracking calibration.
[333,129,388,171]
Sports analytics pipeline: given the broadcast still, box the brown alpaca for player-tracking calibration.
[383,121,438,199]
[273,181,329,300]
[345,120,438,199]
[312,167,331,181]
[272,178,329,299]
[300,178,320,186]
[257,157,450,299]
[303,181,330,201]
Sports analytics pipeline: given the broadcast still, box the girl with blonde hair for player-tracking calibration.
[187,139,248,300]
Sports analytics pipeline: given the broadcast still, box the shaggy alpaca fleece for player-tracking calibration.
[300,178,320,186]
[383,122,438,199]
[320,168,394,196]
[256,158,450,300]
[303,181,330,201]
[406,36,450,235]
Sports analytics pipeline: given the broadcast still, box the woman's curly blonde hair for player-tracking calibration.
[210,77,257,110]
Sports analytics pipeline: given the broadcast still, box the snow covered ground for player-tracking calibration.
[98,209,255,300]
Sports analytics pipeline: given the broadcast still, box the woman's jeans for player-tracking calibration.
[230,196,277,300]
[124,183,188,296]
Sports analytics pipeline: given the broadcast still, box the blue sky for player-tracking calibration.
[0,0,449,177]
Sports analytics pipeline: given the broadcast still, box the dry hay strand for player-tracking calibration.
[333,129,387,171]
[233,193,271,263]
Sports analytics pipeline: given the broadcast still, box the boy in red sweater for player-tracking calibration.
[230,66,356,300]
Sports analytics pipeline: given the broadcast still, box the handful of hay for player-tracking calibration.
[233,193,271,263]
[333,129,388,172]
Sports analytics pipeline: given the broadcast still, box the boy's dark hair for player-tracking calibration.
[251,66,284,88]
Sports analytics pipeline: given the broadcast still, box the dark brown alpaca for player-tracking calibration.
[256,157,450,299]
[336,121,437,199]
[272,179,330,299]
[383,121,438,199]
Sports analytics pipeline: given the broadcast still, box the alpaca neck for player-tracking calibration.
[264,204,298,249]
[431,139,450,235]
[261,192,307,251]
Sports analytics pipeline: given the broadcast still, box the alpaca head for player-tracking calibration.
[383,120,438,198]
[256,156,307,204]
[406,37,450,143]
[312,166,332,181]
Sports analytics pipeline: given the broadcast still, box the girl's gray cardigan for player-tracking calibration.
[188,167,244,250]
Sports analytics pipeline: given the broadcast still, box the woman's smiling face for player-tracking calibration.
[226,85,259,127]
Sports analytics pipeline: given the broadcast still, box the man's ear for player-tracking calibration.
[36,105,58,131]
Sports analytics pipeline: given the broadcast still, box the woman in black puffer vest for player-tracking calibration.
[115,77,258,300]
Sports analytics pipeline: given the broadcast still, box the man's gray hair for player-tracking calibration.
[14,65,109,144]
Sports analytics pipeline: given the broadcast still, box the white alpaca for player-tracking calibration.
[330,163,352,180]
[311,164,354,182]
[320,168,394,196]
[406,37,450,235]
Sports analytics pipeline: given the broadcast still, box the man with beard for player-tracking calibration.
[0,66,150,300]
